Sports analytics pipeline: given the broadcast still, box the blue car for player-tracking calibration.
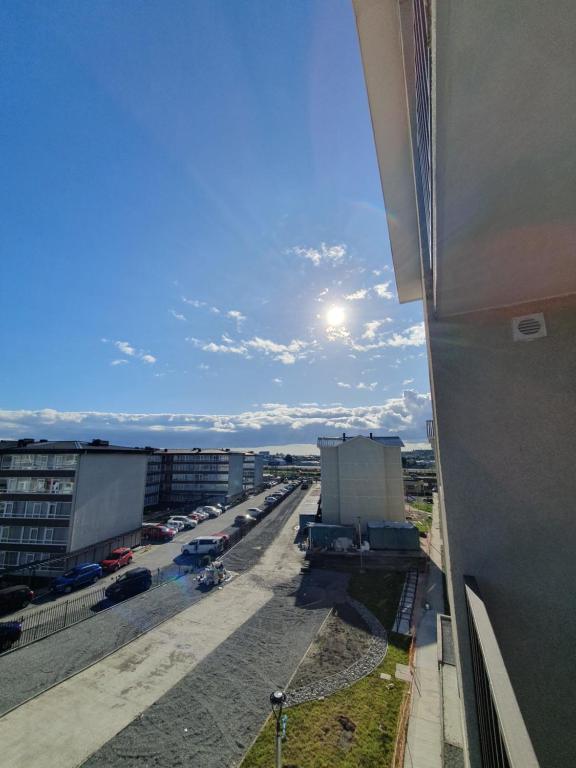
[52,563,103,594]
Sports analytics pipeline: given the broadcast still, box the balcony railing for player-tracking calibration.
[464,577,539,768]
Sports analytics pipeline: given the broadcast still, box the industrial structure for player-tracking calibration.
[317,434,405,530]
[354,0,574,765]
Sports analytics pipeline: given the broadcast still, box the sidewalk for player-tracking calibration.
[404,501,444,768]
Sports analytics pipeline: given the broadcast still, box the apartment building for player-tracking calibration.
[0,439,151,570]
[354,2,575,765]
[149,448,244,509]
[317,435,405,529]
[242,452,264,492]
[144,452,162,509]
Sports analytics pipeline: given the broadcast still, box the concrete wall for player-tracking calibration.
[227,454,244,499]
[320,438,405,529]
[429,294,576,768]
[69,453,148,551]
[253,455,264,487]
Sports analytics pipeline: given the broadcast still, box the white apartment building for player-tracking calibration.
[353,1,575,765]
[317,435,405,530]
[0,439,150,570]
[242,452,265,491]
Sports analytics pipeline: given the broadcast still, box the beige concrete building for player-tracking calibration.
[353,1,576,766]
[317,435,405,530]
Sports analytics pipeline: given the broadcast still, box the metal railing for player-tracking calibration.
[464,577,539,768]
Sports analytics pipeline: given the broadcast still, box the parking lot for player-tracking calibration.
[9,483,287,622]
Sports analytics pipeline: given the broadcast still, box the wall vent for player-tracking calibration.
[512,313,546,342]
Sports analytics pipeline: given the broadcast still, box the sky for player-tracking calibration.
[0,0,431,452]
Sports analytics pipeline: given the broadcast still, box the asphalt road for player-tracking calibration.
[16,484,287,620]
[0,486,308,717]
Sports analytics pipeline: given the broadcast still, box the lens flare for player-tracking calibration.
[326,306,346,327]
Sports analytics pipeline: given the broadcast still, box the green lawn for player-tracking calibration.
[410,501,433,515]
[241,572,410,768]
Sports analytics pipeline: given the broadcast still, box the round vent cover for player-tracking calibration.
[512,313,547,342]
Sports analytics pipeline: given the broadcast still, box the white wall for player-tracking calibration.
[69,453,148,551]
[227,454,244,499]
[321,438,404,529]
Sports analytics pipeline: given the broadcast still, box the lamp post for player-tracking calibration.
[270,690,286,768]
[357,516,365,573]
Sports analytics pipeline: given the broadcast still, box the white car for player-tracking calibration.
[202,506,221,518]
[192,509,209,521]
[168,515,197,530]
[181,536,225,556]
[166,518,185,531]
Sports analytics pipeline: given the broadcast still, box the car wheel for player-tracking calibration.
[127,558,133,564]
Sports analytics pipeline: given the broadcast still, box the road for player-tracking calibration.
[17,483,286,620]
[0,484,344,768]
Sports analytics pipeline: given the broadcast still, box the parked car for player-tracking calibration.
[247,507,263,515]
[105,568,152,601]
[181,536,225,557]
[192,509,209,521]
[203,506,221,518]
[167,515,197,530]
[214,531,231,544]
[100,547,133,572]
[0,585,35,614]
[166,518,185,532]
[52,563,103,594]
[234,514,255,526]
[142,525,175,542]
[0,620,22,651]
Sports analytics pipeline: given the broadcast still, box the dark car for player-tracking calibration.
[52,563,102,594]
[105,568,152,601]
[0,585,35,614]
[0,621,22,651]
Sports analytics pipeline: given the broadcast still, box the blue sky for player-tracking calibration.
[0,0,430,450]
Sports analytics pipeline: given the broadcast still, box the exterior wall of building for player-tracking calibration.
[428,294,576,767]
[144,454,162,509]
[320,438,405,529]
[157,451,245,508]
[68,453,148,551]
[242,454,265,490]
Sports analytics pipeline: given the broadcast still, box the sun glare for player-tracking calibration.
[326,305,346,327]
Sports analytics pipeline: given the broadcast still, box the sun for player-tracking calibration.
[326,305,346,327]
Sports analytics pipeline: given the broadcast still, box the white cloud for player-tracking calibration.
[373,281,394,300]
[403,378,415,385]
[387,323,426,348]
[337,382,351,389]
[114,340,136,357]
[202,342,249,356]
[210,306,221,314]
[182,297,206,308]
[0,391,431,441]
[291,243,347,267]
[316,288,329,303]
[362,320,387,340]
[110,359,129,366]
[170,310,186,321]
[198,363,210,370]
[272,378,283,385]
[227,309,246,328]
[245,336,311,365]
[356,382,378,391]
[104,339,157,365]
[344,288,368,301]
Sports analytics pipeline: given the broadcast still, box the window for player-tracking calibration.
[33,502,42,517]
[0,502,14,518]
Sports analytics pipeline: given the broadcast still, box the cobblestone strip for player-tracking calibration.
[285,597,388,707]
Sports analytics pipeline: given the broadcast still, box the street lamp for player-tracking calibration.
[270,690,286,768]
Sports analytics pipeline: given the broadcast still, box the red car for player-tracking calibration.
[214,531,231,545]
[101,547,133,572]
[143,524,175,542]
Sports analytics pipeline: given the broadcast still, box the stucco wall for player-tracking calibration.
[68,453,148,551]
[320,438,404,528]
[429,294,576,768]
[227,454,244,499]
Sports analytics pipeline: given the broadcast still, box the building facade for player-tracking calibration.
[317,435,405,529]
[0,439,150,570]
[144,452,162,509]
[147,449,245,509]
[242,452,264,491]
[354,2,574,765]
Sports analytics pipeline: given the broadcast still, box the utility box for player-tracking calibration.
[299,513,317,534]
[366,521,420,551]
[308,523,356,550]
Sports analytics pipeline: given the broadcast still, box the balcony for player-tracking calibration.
[464,577,538,768]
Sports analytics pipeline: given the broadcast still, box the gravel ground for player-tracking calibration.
[289,602,373,689]
[0,490,306,717]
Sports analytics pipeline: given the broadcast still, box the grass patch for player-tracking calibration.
[413,519,431,534]
[241,572,411,768]
[411,501,433,515]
